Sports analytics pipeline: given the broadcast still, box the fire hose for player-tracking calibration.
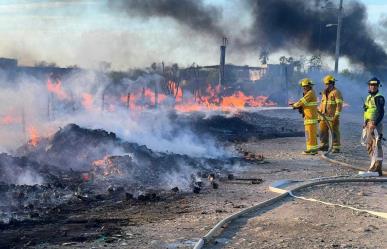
[193,110,387,249]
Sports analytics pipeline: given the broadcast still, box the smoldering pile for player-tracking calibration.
[0,122,237,224]
[0,110,303,225]
[17,123,239,188]
[0,153,79,224]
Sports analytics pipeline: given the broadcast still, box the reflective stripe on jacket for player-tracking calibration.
[293,89,318,125]
[319,88,343,121]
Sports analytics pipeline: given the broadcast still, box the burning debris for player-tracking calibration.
[0,109,303,227]
[17,123,238,188]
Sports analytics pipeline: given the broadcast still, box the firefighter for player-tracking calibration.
[318,75,343,153]
[362,77,384,176]
[292,78,319,155]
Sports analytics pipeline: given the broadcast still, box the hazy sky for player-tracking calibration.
[0,0,385,70]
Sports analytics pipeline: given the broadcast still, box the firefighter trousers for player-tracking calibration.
[305,123,318,151]
[319,118,340,150]
[366,122,383,174]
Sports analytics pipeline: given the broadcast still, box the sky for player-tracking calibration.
[0,0,385,70]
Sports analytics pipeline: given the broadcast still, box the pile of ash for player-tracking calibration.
[0,111,303,225]
[17,123,236,188]
[1,123,239,224]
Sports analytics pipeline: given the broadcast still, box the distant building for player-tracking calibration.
[0,58,17,69]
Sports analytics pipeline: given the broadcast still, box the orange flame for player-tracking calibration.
[92,156,122,177]
[82,93,94,110]
[47,79,68,100]
[1,115,21,125]
[112,83,276,112]
[175,85,276,112]
[28,127,39,147]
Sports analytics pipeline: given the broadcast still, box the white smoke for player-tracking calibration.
[0,69,231,186]
[160,168,196,191]
[16,169,43,185]
[0,70,225,156]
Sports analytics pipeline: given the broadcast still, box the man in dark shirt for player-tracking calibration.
[363,77,385,176]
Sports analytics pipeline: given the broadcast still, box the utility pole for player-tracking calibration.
[219,37,227,86]
[284,65,289,106]
[334,0,343,74]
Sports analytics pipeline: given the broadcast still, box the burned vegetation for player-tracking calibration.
[0,110,301,248]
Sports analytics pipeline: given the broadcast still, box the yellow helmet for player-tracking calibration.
[323,74,336,85]
[299,78,314,87]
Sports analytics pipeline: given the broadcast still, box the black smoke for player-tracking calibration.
[109,0,224,38]
[245,0,387,70]
[109,0,387,71]
[378,16,387,46]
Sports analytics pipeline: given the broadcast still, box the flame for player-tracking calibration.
[82,93,94,110]
[175,85,276,112]
[1,115,21,125]
[2,115,14,125]
[222,91,247,108]
[108,83,276,112]
[120,88,169,110]
[92,156,122,177]
[47,79,68,100]
[28,127,39,147]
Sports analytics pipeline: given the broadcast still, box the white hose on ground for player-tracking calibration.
[193,177,387,249]
[288,190,387,219]
[192,111,386,249]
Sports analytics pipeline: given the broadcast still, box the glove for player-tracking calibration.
[363,105,368,112]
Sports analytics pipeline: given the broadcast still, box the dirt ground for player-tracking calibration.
[2,111,387,249]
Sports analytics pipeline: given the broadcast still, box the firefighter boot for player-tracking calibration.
[302,150,318,155]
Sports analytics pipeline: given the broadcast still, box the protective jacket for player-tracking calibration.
[364,92,385,125]
[319,88,343,120]
[293,89,318,125]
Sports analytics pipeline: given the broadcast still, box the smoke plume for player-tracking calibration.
[109,0,224,38]
[378,15,387,48]
[245,0,387,70]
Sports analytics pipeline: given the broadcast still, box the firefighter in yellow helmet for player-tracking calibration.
[318,75,343,153]
[292,78,319,155]
[362,77,384,176]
